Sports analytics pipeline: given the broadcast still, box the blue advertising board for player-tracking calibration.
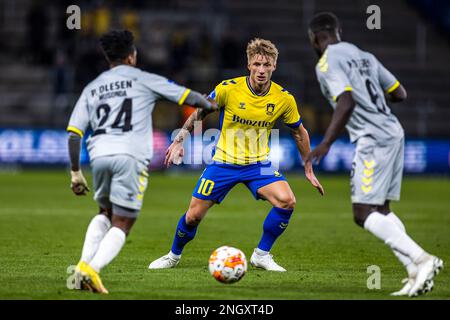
[1,128,449,174]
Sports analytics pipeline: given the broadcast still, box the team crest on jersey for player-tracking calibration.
[266,103,275,115]
[239,102,246,109]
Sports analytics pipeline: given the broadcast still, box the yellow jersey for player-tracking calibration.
[209,76,302,164]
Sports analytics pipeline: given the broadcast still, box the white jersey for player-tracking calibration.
[67,65,190,164]
[315,42,404,144]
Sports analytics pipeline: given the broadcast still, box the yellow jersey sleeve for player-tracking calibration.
[208,81,230,108]
[282,95,302,128]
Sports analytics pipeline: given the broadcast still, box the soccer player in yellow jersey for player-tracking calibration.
[149,38,324,271]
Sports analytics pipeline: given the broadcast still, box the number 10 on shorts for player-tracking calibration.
[198,178,215,196]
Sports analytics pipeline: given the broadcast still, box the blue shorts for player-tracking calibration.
[192,162,286,204]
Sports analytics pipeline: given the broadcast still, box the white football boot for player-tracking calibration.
[148,253,180,269]
[391,264,418,296]
[393,278,434,297]
[391,277,415,296]
[408,255,443,297]
[250,249,286,272]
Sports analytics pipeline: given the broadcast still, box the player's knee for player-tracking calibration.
[99,207,112,220]
[352,207,370,228]
[111,218,134,235]
[185,211,201,226]
[111,205,138,232]
[353,214,366,228]
[186,206,203,226]
[277,195,296,210]
[186,198,211,225]
[377,201,390,215]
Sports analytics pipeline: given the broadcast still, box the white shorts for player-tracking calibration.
[91,155,149,214]
[350,136,404,205]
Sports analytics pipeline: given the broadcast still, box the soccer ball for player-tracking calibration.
[208,246,247,284]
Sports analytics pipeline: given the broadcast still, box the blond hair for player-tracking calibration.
[246,38,279,64]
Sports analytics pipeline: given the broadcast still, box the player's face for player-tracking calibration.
[248,54,276,86]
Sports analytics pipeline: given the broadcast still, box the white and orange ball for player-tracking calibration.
[208,246,247,284]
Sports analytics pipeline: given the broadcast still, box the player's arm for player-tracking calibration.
[165,83,224,167]
[144,73,218,112]
[306,91,355,165]
[306,54,355,165]
[290,124,324,196]
[68,132,82,172]
[290,124,310,160]
[183,90,219,111]
[283,95,324,195]
[377,57,407,103]
[165,99,218,167]
[386,83,407,103]
[174,89,225,143]
[67,132,89,195]
[174,107,215,144]
[67,90,90,196]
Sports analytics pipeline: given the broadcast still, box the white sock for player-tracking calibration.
[386,212,418,277]
[169,251,181,260]
[89,227,126,273]
[255,248,269,256]
[364,212,425,263]
[80,214,111,263]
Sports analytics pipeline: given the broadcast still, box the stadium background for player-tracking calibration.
[0,0,449,173]
[0,0,449,301]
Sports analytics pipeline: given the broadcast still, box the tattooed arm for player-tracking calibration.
[165,100,218,167]
[173,108,214,144]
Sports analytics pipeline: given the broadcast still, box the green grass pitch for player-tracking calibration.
[0,170,448,299]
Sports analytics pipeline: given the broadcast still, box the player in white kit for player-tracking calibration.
[305,12,443,297]
[66,30,217,293]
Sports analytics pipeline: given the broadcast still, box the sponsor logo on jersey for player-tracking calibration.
[239,102,246,109]
[231,114,272,127]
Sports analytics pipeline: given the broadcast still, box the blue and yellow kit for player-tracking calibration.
[193,76,303,203]
[210,76,301,164]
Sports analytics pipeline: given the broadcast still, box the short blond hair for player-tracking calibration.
[246,38,279,64]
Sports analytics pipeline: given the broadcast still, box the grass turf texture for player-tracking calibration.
[0,170,448,300]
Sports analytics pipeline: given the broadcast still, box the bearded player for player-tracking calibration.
[305,12,443,297]
[148,38,324,272]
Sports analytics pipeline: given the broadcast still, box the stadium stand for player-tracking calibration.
[0,0,449,137]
